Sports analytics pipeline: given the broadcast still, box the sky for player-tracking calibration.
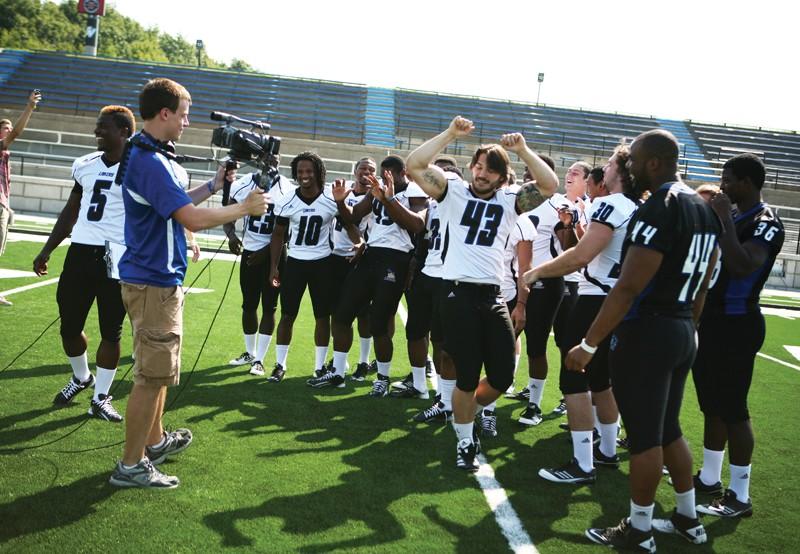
[104,0,798,132]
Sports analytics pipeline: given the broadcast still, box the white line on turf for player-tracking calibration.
[0,277,59,297]
[395,300,539,554]
[757,352,800,372]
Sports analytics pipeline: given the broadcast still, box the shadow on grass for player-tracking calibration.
[0,471,118,543]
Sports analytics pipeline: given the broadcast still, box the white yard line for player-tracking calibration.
[395,300,539,554]
[757,352,800,372]
[0,277,59,297]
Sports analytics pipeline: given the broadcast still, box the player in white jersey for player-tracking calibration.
[315,155,427,394]
[266,152,351,382]
[524,146,638,484]
[407,116,557,471]
[329,158,375,381]
[33,106,136,422]
[223,155,295,377]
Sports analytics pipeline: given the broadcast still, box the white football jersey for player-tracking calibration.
[438,175,519,284]
[331,185,369,257]
[501,214,537,302]
[421,200,443,279]
[70,152,125,246]
[366,182,426,252]
[275,185,338,260]
[579,192,638,296]
[231,173,295,252]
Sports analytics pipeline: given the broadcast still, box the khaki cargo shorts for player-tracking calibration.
[121,282,183,387]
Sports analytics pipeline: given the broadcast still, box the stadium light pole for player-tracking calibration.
[536,72,544,105]
[195,39,204,68]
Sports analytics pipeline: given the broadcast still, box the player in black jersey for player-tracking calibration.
[33,106,135,423]
[693,154,784,519]
[566,130,720,551]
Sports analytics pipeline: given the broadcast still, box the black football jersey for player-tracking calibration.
[704,203,784,315]
[622,182,721,320]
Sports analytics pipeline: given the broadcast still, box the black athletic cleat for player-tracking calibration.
[389,385,429,399]
[368,375,390,397]
[267,363,286,383]
[307,372,345,389]
[88,394,123,422]
[504,387,530,401]
[539,458,596,484]
[696,488,753,518]
[652,509,707,544]
[480,409,498,438]
[456,438,479,472]
[552,398,568,416]
[229,352,254,366]
[693,471,724,495]
[593,445,620,468]
[313,364,330,378]
[368,360,378,374]
[248,361,265,376]
[54,374,95,405]
[351,362,370,381]
[617,435,630,450]
[586,518,656,552]
[412,400,453,423]
[392,372,414,391]
[518,403,543,426]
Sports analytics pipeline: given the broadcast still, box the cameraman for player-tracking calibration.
[109,78,269,489]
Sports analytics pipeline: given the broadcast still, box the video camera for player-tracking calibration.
[210,111,281,169]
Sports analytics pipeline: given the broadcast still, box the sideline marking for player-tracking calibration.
[395,300,538,554]
[0,277,59,297]
[757,352,800,372]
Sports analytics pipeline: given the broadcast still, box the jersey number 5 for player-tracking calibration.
[461,200,503,246]
[87,179,113,222]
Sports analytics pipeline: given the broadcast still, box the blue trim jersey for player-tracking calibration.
[578,193,638,296]
[704,203,784,315]
[70,152,124,246]
[366,181,427,252]
[332,185,369,257]
[119,132,193,287]
[622,182,721,320]
[501,214,537,302]
[421,199,443,278]
[275,186,338,261]
[438,175,520,284]
[230,173,295,252]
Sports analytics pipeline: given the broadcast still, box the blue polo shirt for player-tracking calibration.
[119,131,193,287]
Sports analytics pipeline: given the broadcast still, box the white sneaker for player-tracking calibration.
[230,352,255,366]
[249,361,265,376]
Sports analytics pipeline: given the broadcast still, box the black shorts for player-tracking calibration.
[554,280,579,349]
[280,256,333,318]
[559,295,611,395]
[692,312,765,424]
[440,280,515,393]
[329,254,369,319]
[610,316,697,455]
[333,247,410,337]
[405,271,443,343]
[56,243,125,343]
[524,277,564,358]
[240,248,282,314]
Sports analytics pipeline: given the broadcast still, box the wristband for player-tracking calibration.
[579,338,597,354]
[206,180,215,195]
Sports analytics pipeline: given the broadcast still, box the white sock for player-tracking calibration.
[93,366,116,400]
[439,378,456,410]
[430,371,439,395]
[699,448,725,486]
[729,464,751,502]
[333,350,348,377]
[359,337,372,364]
[68,353,91,383]
[427,354,435,371]
[529,378,546,406]
[376,361,391,377]
[315,345,329,371]
[244,333,256,356]
[675,489,697,519]
[275,344,289,368]
[254,333,272,363]
[571,430,594,473]
[484,400,497,412]
[411,366,426,392]
[514,353,520,373]
[629,500,654,532]
[453,421,474,443]
[474,403,486,416]
[599,422,619,458]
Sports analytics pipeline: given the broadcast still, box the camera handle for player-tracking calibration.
[221,158,238,206]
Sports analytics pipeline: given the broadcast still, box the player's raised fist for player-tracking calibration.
[448,116,474,138]
[500,133,526,154]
